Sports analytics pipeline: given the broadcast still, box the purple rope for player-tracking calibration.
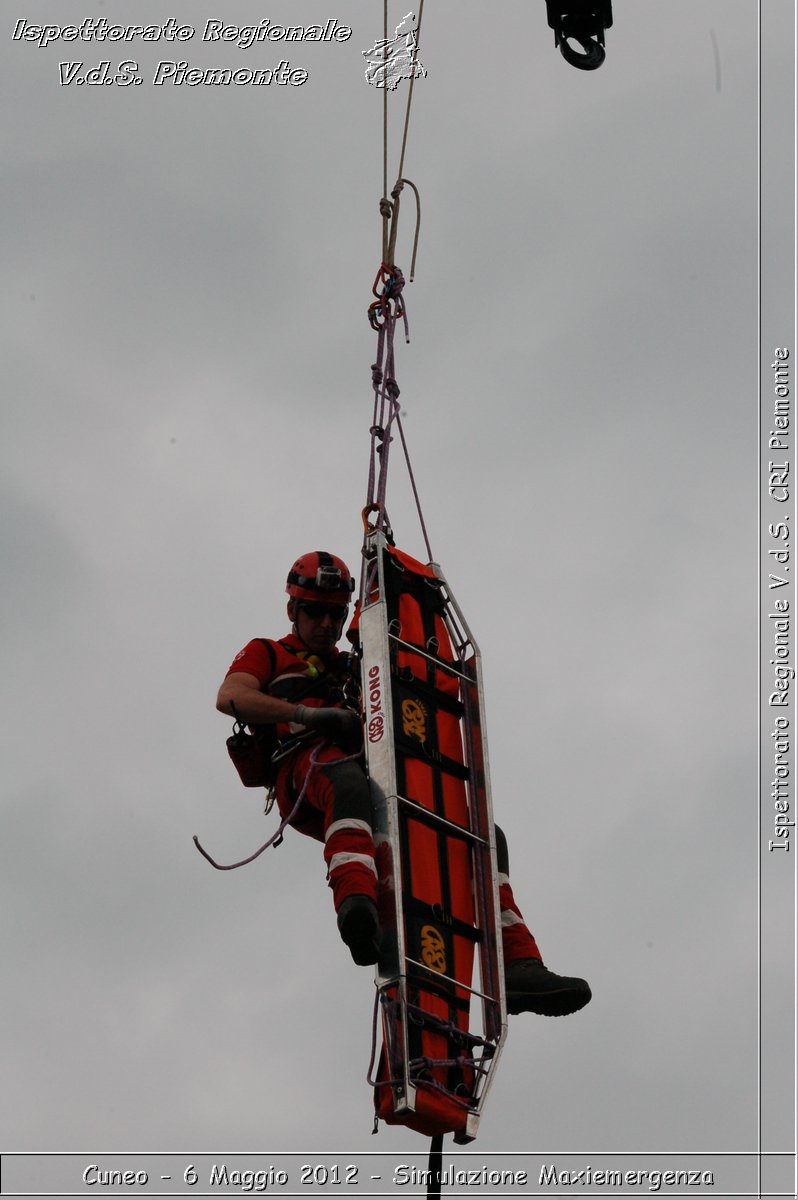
[364,268,431,562]
[407,1073,477,1111]
[411,1055,490,1078]
[193,741,362,871]
[371,1069,478,1114]
[366,322,387,510]
[368,992,491,1106]
[376,321,399,514]
[404,1000,493,1050]
[395,408,433,561]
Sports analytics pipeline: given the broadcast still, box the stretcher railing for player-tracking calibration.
[359,530,507,1144]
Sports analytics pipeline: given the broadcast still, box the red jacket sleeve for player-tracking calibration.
[225,639,275,688]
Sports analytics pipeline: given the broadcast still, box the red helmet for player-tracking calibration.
[286,551,355,605]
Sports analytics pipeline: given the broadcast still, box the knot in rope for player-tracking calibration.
[379,197,393,219]
[385,377,400,400]
[383,272,405,302]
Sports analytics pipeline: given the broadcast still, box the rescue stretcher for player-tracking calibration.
[358,530,507,1143]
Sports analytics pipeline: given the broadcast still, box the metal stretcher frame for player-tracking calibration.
[359,530,507,1144]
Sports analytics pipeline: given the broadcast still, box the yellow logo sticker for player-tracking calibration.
[401,698,427,740]
[420,924,447,974]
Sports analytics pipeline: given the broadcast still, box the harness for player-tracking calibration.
[226,638,359,791]
[198,638,362,871]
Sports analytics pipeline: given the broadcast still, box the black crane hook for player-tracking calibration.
[545,1,613,71]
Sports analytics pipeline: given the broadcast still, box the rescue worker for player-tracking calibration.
[216,551,591,1018]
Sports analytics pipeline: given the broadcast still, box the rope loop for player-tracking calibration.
[368,301,385,333]
[383,177,420,280]
[362,503,381,533]
[192,740,362,871]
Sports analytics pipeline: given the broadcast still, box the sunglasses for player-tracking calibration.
[298,602,348,621]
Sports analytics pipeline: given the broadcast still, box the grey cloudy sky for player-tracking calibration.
[1,0,794,1188]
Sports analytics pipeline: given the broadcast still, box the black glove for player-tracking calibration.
[294,705,362,744]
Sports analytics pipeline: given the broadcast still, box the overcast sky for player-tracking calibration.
[2,0,794,1190]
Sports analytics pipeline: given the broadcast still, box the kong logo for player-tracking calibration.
[368,713,385,742]
[367,664,385,743]
[420,924,447,974]
[401,697,427,741]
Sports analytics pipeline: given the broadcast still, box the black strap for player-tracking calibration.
[427,1135,444,1200]
[258,637,308,668]
[257,638,278,676]
[403,895,484,944]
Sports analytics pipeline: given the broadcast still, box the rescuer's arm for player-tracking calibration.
[295,704,361,740]
[216,672,297,725]
[217,673,361,741]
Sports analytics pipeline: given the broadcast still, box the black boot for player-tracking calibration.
[337,895,380,966]
[505,958,592,1017]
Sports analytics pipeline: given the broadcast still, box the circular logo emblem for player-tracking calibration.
[401,698,427,740]
[420,924,447,974]
[368,713,385,743]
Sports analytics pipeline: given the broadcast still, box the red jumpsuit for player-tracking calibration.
[225,635,542,966]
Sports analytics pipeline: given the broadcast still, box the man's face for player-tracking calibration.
[290,600,347,656]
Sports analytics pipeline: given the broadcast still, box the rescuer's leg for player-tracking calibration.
[319,760,381,966]
[495,825,592,1017]
[277,746,380,965]
[495,824,544,964]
